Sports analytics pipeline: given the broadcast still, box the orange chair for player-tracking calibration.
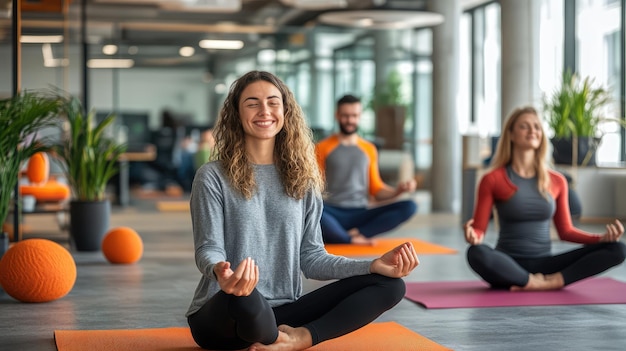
[19,152,71,205]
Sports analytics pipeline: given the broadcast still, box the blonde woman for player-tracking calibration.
[464,106,625,291]
[186,71,419,351]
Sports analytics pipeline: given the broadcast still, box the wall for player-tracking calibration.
[556,166,626,221]
[0,45,212,129]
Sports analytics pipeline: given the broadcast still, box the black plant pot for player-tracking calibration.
[551,137,599,166]
[69,200,110,251]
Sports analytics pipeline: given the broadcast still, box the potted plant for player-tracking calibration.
[53,96,126,251]
[543,70,623,166]
[0,91,61,245]
[368,69,409,150]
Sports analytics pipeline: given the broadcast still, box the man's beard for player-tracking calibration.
[339,124,358,135]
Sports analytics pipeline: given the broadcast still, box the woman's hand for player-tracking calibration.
[370,242,419,278]
[600,219,624,242]
[395,178,417,196]
[214,257,259,296]
[464,219,483,245]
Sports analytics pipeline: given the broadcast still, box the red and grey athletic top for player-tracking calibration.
[315,135,386,208]
[472,166,601,258]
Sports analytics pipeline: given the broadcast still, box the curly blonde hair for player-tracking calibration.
[212,71,323,200]
[491,106,551,196]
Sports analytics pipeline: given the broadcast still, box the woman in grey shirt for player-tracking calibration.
[186,71,419,351]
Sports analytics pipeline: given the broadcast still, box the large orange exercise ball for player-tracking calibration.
[102,227,143,264]
[0,239,76,303]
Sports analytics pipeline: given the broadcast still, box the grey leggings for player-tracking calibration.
[467,242,626,288]
[187,274,405,350]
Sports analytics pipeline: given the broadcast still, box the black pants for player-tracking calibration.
[187,274,405,350]
[466,242,626,289]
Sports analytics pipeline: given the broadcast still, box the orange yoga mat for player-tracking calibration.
[156,201,190,212]
[325,237,457,257]
[54,321,451,351]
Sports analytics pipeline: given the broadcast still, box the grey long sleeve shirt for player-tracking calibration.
[186,161,372,317]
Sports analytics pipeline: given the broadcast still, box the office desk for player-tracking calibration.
[116,144,156,207]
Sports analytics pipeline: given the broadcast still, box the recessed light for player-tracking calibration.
[179,46,195,57]
[21,35,64,44]
[257,49,276,63]
[281,0,347,10]
[87,59,135,69]
[318,10,445,29]
[199,39,244,50]
[102,44,118,55]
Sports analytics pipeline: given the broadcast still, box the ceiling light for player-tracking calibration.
[318,10,445,30]
[355,18,374,27]
[102,44,118,55]
[199,39,244,50]
[160,0,242,12]
[87,59,135,69]
[276,49,291,62]
[257,49,276,64]
[128,46,139,55]
[21,35,64,44]
[281,0,347,10]
[179,46,195,57]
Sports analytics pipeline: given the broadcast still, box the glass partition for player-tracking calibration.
[577,0,622,164]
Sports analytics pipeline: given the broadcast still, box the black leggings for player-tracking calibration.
[466,242,626,289]
[187,274,405,350]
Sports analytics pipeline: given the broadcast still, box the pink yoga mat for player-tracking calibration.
[404,277,626,309]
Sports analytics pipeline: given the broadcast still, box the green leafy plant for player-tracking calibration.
[368,69,408,111]
[543,70,614,139]
[54,96,126,201]
[543,70,626,166]
[0,91,61,225]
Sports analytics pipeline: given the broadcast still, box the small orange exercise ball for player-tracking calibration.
[102,227,143,264]
[0,239,76,303]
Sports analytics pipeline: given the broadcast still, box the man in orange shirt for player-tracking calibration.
[315,95,417,245]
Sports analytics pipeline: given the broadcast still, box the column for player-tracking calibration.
[429,0,462,213]
[500,0,541,122]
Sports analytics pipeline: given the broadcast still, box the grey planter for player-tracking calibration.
[69,200,110,251]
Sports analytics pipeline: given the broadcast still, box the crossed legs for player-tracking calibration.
[320,200,417,244]
[466,242,626,290]
[188,274,405,350]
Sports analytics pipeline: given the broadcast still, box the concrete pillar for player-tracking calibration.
[373,30,395,88]
[429,0,462,213]
[500,0,541,123]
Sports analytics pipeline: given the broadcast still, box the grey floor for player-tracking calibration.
[1,192,626,351]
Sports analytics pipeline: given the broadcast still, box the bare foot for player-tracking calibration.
[510,273,564,291]
[346,228,376,245]
[247,325,312,351]
[350,234,376,246]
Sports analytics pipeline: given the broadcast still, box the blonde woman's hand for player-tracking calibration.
[370,242,419,278]
[600,219,624,242]
[214,257,259,296]
[464,219,483,245]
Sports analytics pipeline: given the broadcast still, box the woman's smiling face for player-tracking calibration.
[510,112,543,151]
[238,80,285,142]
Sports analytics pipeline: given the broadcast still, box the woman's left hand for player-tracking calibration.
[600,219,624,242]
[370,242,419,278]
